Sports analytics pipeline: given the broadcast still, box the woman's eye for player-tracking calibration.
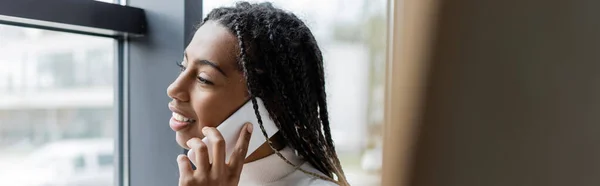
[197,76,214,85]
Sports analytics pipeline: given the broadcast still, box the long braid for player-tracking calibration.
[310,32,348,183]
[233,15,299,173]
[295,27,337,177]
[260,13,334,176]
[234,15,335,181]
[202,2,349,185]
[269,14,335,178]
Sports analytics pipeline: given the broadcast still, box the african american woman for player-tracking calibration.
[167,2,349,186]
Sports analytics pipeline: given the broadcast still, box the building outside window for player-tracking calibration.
[0,24,115,186]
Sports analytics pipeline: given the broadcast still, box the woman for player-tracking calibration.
[167,2,349,185]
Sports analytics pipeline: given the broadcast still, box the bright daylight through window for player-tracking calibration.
[0,24,115,186]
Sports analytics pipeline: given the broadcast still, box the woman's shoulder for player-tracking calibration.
[303,177,340,186]
[272,162,339,186]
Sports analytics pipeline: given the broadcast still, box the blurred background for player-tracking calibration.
[0,18,116,186]
[0,0,386,185]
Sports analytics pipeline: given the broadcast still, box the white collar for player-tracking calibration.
[239,146,305,184]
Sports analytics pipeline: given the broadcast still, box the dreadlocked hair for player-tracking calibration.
[199,2,348,185]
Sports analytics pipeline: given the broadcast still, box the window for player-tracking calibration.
[37,52,76,89]
[74,155,87,170]
[85,49,113,87]
[203,1,387,185]
[1,1,149,186]
[0,24,115,186]
[98,154,114,167]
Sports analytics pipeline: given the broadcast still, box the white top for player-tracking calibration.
[239,147,339,186]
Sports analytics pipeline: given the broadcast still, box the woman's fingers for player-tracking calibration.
[178,124,252,185]
[228,123,253,174]
[176,154,193,179]
[186,137,210,173]
[202,127,226,177]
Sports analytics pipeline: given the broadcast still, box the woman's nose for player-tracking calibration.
[167,75,190,102]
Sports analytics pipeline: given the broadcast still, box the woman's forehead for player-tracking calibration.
[185,21,239,71]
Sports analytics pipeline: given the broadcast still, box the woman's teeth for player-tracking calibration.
[172,112,194,122]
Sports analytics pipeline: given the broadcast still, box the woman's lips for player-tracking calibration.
[169,117,193,131]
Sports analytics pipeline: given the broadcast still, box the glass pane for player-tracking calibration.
[203,1,387,185]
[0,24,115,186]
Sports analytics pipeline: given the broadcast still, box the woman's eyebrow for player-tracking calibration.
[196,59,227,77]
[184,51,228,77]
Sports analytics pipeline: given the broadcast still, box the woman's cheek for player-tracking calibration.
[191,85,248,129]
[192,93,223,128]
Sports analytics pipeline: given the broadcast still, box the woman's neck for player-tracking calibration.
[244,132,286,163]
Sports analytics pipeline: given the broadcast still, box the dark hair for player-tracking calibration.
[200,2,348,185]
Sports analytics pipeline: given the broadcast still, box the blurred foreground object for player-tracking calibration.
[384,0,600,186]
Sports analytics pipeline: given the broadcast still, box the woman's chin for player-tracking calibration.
[176,132,205,150]
[174,122,206,149]
[176,132,192,149]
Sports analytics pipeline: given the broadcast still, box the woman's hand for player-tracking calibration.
[177,123,253,186]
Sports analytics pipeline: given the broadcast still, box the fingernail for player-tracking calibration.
[202,127,208,134]
[186,139,192,147]
[247,123,253,133]
[187,150,194,160]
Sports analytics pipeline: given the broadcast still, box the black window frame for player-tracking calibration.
[0,0,203,186]
[0,0,146,38]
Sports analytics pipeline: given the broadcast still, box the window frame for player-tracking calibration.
[0,0,146,38]
[0,0,203,185]
[125,1,202,185]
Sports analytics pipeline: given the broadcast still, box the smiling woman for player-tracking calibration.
[165,2,351,186]
[167,20,249,147]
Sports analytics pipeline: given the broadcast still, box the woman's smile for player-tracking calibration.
[168,103,197,131]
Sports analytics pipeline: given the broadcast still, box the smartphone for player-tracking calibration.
[192,98,279,163]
